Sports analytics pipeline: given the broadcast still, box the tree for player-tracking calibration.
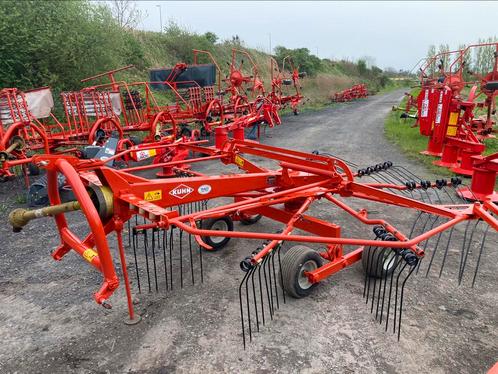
[426,45,437,76]
[357,59,367,76]
[204,32,218,44]
[110,0,145,29]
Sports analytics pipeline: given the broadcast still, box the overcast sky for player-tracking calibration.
[131,1,498,70]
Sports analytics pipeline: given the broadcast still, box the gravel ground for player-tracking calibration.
[0,89,496,373]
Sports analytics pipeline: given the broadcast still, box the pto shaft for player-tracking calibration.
[9,201,81,232]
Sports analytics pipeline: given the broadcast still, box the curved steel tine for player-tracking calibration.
[143,229,151,293]
[151,228,159,292]
[277,245,286,304]
[169,228,174,290]
[363,245,373,298]
[162,229,169,290]
[398,263,418,341]
[132,227,141,293]
[179,229,184,288]
[459,220,480,285]
[393,262,409,334]
[439,226,456,278]
[258,262,266,325]
[262,255,274,319]
[374,248,388,317]
[188,233,195,285]
[380,252,398,324]
[238,270,251,349]
[472,225,490,288]
[271,250,280,310]
[371,248,387,313]
[366,244,378,304]
[250,265,260,332]
[416,215,440,274]
[457,221,472,283]
[425,220,446,277]
[385,258,403,331]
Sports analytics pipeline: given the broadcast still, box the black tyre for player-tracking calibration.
[201,216,233,250]
[361,246,398,278]
[280,245,323,298]
[293,109,299,115]
[240,214,262,225]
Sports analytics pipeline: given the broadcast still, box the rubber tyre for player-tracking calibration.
[240,214,262,225]
[280,245,323,298]
[201,216,233,250]
[361,246,398,278]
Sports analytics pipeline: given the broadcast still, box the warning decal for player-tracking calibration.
[144,189,163,201]
[83,249,98,263]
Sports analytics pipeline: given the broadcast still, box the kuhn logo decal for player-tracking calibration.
[169,184,194,199]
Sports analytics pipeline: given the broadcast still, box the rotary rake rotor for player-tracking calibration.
[8,139,498,348]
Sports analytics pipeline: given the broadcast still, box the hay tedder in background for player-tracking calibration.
[8,133,497,347]
[268,56,306,115]
[399,43,498,177]
[331,84,368,102]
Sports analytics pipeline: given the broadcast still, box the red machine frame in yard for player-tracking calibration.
[268,56,305,115]
[9,139,498,346]
[331,84,368,102]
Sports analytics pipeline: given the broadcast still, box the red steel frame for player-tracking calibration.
[19,139,498,320]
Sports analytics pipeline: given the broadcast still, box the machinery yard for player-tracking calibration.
[1,91,497,373]
[1,2,498,374]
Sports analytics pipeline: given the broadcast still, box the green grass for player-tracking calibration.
[384,90,498,176]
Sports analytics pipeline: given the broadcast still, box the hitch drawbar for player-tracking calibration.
[9,201,81,232]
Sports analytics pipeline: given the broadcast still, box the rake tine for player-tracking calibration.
[238,270,251,349]
[457,221,472,282]
[416,215,440,274]
[266,252,275,314]
[162,229,169,290]
[397,262,417,341]
[271,250,280,310]
[442,186,457,204]
[188,233,195,285]
[277,245,286,304]
[258,263,266,325]
[425,223,445,277]
[385,260,403,331]
[127,219,132,248]
[245,267,254,344]
[393,262,408,334]
[366,245,378,304]
[169,228,174,290]
[151,228,159,292]
[439,226,456,278]
[459,220,480,285]
[363,245,373,298]
[250,265,260,332]
[262,255,274,319]
[132,227,141,293]
[371,248,387,314]
[372,248,388,320]
[143,229,152,293]
[472,225,490,288]
[180,229,184,288]
[408,212,424,238]
[379,252,398,324]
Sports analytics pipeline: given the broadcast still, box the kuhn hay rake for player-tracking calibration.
[331,84,368,102]
[8,138,498,347]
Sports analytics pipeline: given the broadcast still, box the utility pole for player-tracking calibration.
[156,4,163,33]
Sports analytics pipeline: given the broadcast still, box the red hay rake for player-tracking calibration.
[8,138,498,347]
[331,84,368,102]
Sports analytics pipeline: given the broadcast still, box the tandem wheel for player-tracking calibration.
[280,245,323,298]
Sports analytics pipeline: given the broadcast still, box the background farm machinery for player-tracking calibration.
[7,137,497,347]
[394,43,498,180]
[331,84,368,102]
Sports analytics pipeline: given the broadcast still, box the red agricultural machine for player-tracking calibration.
[268,56,306,115]
[0,66,183,183]
[331,84,368,102]
[8,135,497,347]
[404,43,498,176]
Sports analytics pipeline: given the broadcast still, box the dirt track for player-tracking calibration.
[0,90,497,373]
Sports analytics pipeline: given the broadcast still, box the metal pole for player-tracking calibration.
[269,33,272,55]
[156,4,163,32]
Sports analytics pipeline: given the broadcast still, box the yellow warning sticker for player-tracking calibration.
[83,249,98,263]
[448,112,459,125]
[144,189,162,201]
[234,155,245,167]
[446,126,457,136]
